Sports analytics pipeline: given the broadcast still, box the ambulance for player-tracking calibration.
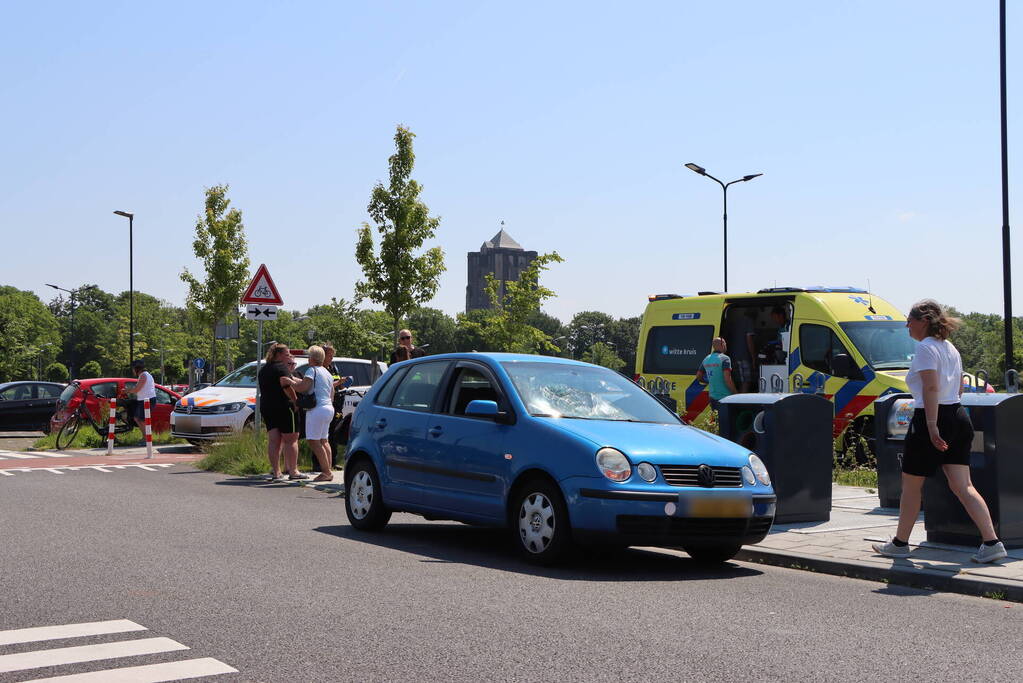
[636,287,915,444]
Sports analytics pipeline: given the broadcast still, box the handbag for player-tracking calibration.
[297,368,318,410]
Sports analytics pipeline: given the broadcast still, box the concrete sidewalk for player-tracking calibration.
[736,484,1023,601]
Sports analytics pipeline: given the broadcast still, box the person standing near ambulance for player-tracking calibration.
[696,337,737,411]
[873,299,1006,563]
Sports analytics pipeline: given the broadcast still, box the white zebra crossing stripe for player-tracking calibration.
[0,453,44,459]
[0,637,188,673]
[0,619,147,646]
[23,657,238,682]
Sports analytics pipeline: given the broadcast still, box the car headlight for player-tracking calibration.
[214,402,247,413]
[747,453,771,486]
[636,462,657,482]
[596,448,631,482]
[741,466,756,486]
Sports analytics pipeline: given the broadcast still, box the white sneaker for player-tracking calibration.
[872,539,911,558]
[972,542,1008,564]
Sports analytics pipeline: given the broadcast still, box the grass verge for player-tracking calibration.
[194,430,318,477]
[32,427,184,450]
[833,468,878,487]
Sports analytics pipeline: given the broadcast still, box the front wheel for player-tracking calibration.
[683,543,743,564]
[55,415,82,450]
[345,460,391,530]
[512,479,573,565]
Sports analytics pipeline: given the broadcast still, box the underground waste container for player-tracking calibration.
[873,393,915,508]
[718,393,834,523]
[923,392,1023,548]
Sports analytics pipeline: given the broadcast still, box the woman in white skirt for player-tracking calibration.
[294,345,335,482]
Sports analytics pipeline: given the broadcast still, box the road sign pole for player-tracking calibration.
[254,320,262,435]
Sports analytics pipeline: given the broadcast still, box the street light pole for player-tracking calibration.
[114,211,135,368]
[684,163,762,292]
[1000,0,1015,372]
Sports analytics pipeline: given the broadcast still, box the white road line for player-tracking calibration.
[89,466,112,472]
[45,469,65,475]
[23,656,238,682]
[0,619,147,646]
[0,453,42,459]
[34,452,72,458]
[0,637,187,673]
[0,470,13,476]
[134,465,157,471]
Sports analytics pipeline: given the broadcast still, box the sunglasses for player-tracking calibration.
[399,336,411,340]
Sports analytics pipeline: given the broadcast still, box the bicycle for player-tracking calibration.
[55,385,135,450]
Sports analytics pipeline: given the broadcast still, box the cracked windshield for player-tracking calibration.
[502,362,678,423]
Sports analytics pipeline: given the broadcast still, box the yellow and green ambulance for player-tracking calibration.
[636,287,914,440]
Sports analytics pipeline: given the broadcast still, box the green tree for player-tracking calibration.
[407,307,458,354]
[457,252,564,353]
[581,341,626,372]
[566,311,616,358]
[355,126,446,337]
[0,287,61,381]
[180,184,251,381]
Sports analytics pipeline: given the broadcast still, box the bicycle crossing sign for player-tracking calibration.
[240,264,284,305]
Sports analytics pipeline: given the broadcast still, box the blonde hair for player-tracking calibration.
[909,299,960,340]
[307,345,325,365]
[264,343,290,363]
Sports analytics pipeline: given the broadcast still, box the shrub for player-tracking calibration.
[45,362,69,383]
[78,361,102,379]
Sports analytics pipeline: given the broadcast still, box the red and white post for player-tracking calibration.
[144,400,154,459]
[106,398,117,455]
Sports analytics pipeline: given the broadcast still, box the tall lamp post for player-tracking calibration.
[684,163,762,292]
[1000,0,1015,373]
[46,283,96,380]
[113,210,135,367]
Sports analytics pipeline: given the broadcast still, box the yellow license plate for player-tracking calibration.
[682,496,752,518]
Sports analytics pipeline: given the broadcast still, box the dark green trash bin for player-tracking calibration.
[872,393,914,508]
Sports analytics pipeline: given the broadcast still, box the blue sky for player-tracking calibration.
[2,1,1020,323]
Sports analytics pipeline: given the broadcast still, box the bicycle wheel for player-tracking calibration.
[56,415,82,450]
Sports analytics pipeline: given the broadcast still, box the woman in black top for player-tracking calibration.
[257,344,307,481]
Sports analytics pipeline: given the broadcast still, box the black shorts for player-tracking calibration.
[263,406,298,434]
[902,405,973,477]
[133,397,157,420]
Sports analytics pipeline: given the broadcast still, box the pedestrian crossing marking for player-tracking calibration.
[0,619,146,646]
[0,464,176,478]
[0,637,187,673]
[0,620,236,680]
[26,657,238,681]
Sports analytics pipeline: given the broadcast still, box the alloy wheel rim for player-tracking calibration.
[350,470,374,519]
[518,492,555,554]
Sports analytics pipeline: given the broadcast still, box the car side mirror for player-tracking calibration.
[830,353,861,380]
[465,399,509,422]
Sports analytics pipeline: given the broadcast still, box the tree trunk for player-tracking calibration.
[210,324,217,383]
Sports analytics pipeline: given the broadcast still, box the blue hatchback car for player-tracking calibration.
[344,353,776,564]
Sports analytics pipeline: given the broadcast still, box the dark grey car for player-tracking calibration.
[0,381,66,431]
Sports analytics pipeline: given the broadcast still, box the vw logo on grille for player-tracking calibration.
[697,464,716,487]
[186,404,193,414]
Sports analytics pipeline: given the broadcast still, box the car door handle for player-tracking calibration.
[375,418,387,429]
[428,426,443,437]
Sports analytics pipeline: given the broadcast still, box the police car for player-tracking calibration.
[170,355,387,446]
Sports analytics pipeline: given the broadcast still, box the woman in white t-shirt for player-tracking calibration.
[873,300,1006,563]
[293,345,335,482]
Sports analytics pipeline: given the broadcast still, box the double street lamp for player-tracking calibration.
[684,163,762,292]
[113,210,135,367]
[45,283,97,380]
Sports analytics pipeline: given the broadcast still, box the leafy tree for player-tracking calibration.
[45,362,69,383]
[567,311,616,358]
[582,342,626,372]
[609,315,642,376]
[180,184,251,381]
[457,252,564,353]
[0,287,61,381]
[407,307,458,354]
[355,126,446,337]
[78,360,102,378]
[453,308,491,352]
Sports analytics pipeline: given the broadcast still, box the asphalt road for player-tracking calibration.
[1,466,1020,682]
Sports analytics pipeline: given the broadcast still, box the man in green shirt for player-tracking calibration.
[696,337,737,411]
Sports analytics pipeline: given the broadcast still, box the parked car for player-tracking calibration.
[170,356,386,447]
[168,384,190,395]
[344,353,777,564]
[0,381,66,432]
[49,378,182,434]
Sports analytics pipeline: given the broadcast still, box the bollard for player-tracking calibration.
[106,398,117,455]
[144,399,153,459]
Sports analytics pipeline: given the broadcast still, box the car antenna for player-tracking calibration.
[866,279,876,314]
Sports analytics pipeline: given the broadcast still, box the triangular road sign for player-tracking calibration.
[240,264,284,305]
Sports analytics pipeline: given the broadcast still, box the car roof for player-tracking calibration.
[0,381,65,388]
[401,352,593,367]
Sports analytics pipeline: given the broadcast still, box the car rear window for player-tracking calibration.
[642,325,714,375]
[335,361,371,386]
[59,384,78,403]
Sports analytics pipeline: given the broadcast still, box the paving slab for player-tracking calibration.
[736,483,1023,601]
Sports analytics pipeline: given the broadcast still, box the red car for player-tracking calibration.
[49,378,182,434]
